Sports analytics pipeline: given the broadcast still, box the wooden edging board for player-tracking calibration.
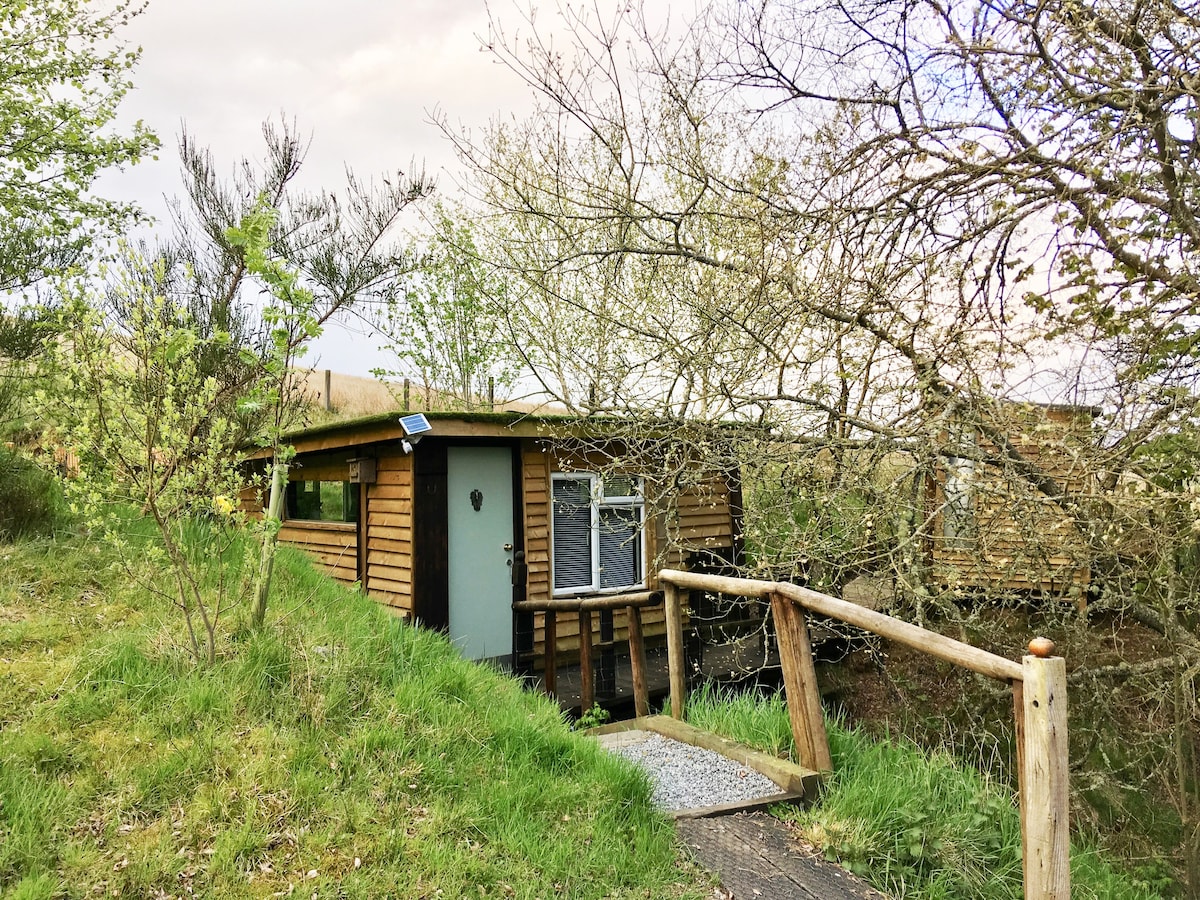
[588,715,822,819]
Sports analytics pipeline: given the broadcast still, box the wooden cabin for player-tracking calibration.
[243,411,741,672]
[925,403,1097,600]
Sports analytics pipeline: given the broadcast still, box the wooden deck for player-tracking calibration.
[524,640,782,715]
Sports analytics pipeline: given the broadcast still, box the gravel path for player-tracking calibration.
[602,731,785,811]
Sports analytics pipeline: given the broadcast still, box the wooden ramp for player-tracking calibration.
[591,717,880,898]
[678,812,888,900]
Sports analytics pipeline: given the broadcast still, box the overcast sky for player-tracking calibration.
[101,0,547,377]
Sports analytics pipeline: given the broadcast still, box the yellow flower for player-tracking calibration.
[212,495,235,517]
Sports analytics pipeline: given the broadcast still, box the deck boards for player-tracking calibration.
[528,643,781,714]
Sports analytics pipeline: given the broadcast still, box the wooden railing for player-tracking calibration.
[512,590,663,717]
[658,569,1070,900]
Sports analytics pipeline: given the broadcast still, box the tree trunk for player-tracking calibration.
[251,459,288,627]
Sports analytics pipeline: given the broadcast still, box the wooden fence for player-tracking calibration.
[658,568,1070,900]
[512,589,662,717]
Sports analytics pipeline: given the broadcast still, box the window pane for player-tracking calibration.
[598,506,640,589]
[602,476,638,500]
[286,480,357,523]
[553,478,593,590]
[943,458,976,548]
[343,482,360,522]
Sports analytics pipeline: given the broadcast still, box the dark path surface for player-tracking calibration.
[678,812,888,900]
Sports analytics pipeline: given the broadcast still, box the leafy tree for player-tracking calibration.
[0,0,157,427]
[0,304,57,433]
[225,198,323,629]
[373,203,520,409]
[46,252,251,663]
[154,121,432,626]
[0,0,157,290]
[47,122,432,652]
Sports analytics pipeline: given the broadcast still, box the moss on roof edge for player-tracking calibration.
[278,409,582,442]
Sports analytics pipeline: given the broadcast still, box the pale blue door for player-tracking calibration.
[446,446,515,662]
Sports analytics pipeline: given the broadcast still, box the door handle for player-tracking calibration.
[503,543,513,551]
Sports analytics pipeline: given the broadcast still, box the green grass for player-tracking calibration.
[0,528,706,899]
[684,683,1170,899]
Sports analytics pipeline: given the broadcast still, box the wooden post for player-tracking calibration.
[770,592,832,772]
[579,609,594,714]
[1021,637,1070,900]
[664,581,687,719]
[1012,677,1027,857]
[403,378,410,412]
[599,608,616,698]
[324,369,332,411]
[627,605,650,718]
[543,611,557,697]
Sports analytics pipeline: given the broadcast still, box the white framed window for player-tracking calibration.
[943,426,977,548]
[551,473,645,595]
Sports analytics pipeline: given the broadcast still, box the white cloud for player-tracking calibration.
[94,0,643,375]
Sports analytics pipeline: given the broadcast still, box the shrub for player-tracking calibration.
[0,446,64,540]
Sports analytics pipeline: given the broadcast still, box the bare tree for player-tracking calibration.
[450,0,1200,883]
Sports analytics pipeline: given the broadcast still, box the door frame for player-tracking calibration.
[412,439,524,650]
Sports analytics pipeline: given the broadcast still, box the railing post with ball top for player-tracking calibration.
[1020,636,1070,900]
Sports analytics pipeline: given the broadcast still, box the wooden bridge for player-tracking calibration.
[519,570,1071,900]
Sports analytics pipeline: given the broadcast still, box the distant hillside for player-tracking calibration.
[292,368,565,420]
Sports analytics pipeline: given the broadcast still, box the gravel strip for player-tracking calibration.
[604,732,784,811]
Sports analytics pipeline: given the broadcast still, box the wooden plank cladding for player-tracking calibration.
[367,453,414,616]
[928,403,1096,597]
[278,521,357,586]
[521,447,552,610]
[673,475,736,550]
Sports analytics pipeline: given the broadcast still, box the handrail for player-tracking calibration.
[657,568,1070,900]
[512,590,663,613]
[658,570,1022,682]
[514,590,660,717]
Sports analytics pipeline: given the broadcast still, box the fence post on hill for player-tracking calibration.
[1020,638,1070,900]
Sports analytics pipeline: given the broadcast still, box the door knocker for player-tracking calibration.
[470,489,483,511]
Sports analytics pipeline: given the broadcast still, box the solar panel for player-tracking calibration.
[398,413,433,437]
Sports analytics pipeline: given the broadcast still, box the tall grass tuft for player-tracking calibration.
[0,447,65,540]
[686,684,1166,899]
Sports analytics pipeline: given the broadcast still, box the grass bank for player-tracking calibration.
[0,526,706,899]
[685,684,1171,899]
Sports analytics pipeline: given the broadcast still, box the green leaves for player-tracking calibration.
[373,202,519,410]
[42,248,254,663]
[164,328,197,364]
[0,0,158,291]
